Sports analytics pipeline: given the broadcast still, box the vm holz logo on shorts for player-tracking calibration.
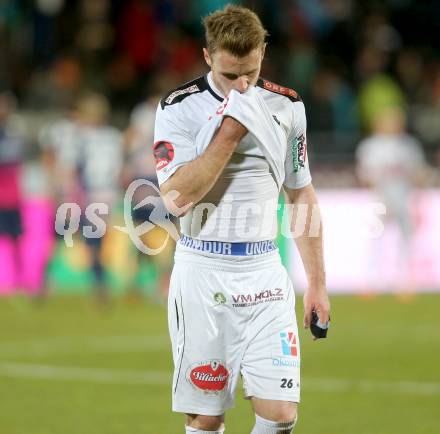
[280,331,298,356]
[153,141,174,170]
[231,288,284,308]
[187,360,230,395]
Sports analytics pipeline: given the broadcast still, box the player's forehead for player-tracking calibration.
[212,48,262,74]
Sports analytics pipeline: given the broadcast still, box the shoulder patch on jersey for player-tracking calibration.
[257,78,302,103]
[153,140,174,170]
[160,76,208,109]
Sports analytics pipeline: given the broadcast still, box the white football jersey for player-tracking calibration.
[154,72,312,242]
[356,133,425,188]
[39,118,80,169]
[78,124,123,203]
[127,101,157,178]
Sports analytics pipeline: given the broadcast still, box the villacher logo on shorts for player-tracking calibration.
[187,360,230,395]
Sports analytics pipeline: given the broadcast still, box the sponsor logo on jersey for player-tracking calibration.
[153,141,174,170]
[231,288,284,308]
[165,84,199,104]
[291,134,307,172]
[187,360,230,395]
[280,331,298,356]
[262,79,299,99]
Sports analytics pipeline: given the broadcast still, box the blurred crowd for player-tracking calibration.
[0,0,439,296]
[1,0,440,170]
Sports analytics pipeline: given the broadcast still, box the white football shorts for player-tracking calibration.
[168,243,301,416]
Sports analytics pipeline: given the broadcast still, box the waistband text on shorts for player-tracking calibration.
[179,235,277,256]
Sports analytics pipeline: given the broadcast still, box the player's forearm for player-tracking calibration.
[165,143,234,205]
[295,228,326,289]
[161,117,246,212]
[286,184,326,289]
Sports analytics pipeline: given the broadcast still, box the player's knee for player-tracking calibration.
[253,412,298,434]
[186,414,224,431]
[271,403,298,424]
[254,401,297,425]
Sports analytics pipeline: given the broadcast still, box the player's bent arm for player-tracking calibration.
[160,117,247,214]
[284,183,330,327]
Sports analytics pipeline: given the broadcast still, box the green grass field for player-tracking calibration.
[0,294,439,434]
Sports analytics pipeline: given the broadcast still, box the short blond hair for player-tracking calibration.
[203,5,268,56]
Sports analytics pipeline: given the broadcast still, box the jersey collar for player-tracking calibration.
[206,72,224,102]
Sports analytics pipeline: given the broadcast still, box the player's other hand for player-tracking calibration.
[303,287,330,338]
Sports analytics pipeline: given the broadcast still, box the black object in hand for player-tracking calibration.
[310,310,329,339]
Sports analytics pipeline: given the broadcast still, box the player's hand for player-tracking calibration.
[303,287,330,339]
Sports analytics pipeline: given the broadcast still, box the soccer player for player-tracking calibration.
[356,106,427,292]
[154,5,330,434]
[75,93,122,303]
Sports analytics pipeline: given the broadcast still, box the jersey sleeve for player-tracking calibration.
[283,101,312,189]
[153,103,196,186]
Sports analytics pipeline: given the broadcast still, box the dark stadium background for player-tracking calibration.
[0,1,439,433]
